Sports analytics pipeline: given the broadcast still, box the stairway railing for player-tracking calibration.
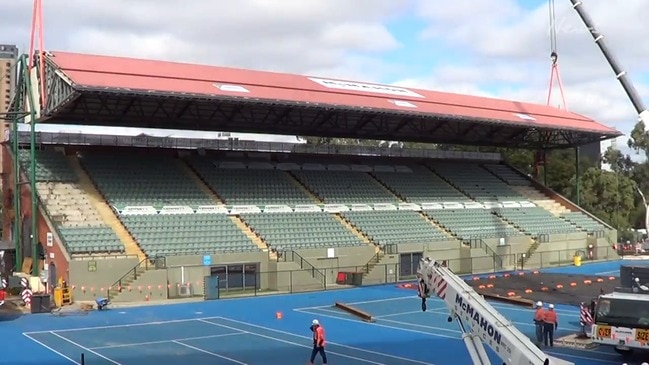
[469,238,503,271]
[107,256,163,299]
[281,250,326,288]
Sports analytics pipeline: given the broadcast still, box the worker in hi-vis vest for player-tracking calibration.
[543,304,558,347]
[308,319,328,365]
[533,301,545,344]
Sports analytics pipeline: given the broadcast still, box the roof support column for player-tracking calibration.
[543,151,548,186]
[25,60,40,277]
[574,147,581,206]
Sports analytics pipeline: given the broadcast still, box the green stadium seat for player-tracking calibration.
[188,158,314,205]
[292,170,398,204]
[121,214,260,256]
[342,210,448,245]
[21,149,125,255]
[81,153,214,209]
[493,207,578,235]
[240,212,364,250]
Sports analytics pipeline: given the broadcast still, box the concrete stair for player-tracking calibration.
[520,240,541,267]
[334,213,374,247]
[231,216,273,254]
[513,185,569,215]
[69,157,146,262]
[181,160,275,258]
[107,266,145,301]
[285,171,323,204]
[109,268,168,302]
[362,250,385,277]
[368,172,457,241]
[286,171,376,248]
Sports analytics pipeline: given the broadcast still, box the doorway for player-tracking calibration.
[399,252,423,279]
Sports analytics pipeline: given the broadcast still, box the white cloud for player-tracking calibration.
[408,0,649,157]
[1,0,647,157]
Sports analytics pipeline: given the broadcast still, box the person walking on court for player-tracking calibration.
[543,304,559,347]
[533,301,545,345]
[309,319,328,365]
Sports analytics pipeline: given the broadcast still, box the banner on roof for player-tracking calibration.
[119,206,158,215]
[308,77,425,99]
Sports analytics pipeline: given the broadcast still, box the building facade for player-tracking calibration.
[0,45,18,114]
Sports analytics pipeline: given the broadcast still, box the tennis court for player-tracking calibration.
[4,259,647,364]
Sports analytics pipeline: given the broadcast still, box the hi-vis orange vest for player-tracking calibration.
[544,310,558,325]
[313,326,326,347]
[534,308,545,322]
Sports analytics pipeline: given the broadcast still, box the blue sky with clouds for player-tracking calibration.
[5,0,649,156]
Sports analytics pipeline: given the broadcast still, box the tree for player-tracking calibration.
[570,167,636,230]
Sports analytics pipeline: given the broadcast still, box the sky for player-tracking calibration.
[1,0,648,154]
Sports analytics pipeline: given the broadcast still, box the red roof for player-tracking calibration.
[49,51,618,134]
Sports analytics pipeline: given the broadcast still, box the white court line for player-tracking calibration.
[49,331,122,365]
[173,340,248,365]
[293,295,418,311]
[297,295,580,316]
[297,308,618,358]
[90,332,246,350]
[198,319,389,365]
[23,333,81,365]
[23,316,222,335]
[595,269,619,275]
[309,307,460,335]
[209,317,437,365]
[545,350,619,364]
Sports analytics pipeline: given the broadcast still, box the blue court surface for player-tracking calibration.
[4,259,648,365]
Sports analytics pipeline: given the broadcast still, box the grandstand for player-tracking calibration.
[1,51,620,303]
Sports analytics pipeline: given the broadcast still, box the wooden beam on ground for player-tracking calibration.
[334,302,374,322]
[478,292,535,308]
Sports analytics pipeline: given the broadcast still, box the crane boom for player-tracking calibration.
[569,0,649,124]
[416,258,574,365]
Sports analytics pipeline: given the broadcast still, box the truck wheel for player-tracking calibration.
[613,347,633,358]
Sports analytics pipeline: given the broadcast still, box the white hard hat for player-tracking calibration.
[548,304,554,309]
[536,301,542,307]
[312,319,319,325]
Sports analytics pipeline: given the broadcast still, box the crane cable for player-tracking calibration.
[546,0,568,110]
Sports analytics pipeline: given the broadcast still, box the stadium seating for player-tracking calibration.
[120,214,259,256]
[22,149,611,260]
[372,167,469,203]
[560,211,607,232]
[20,150,124,254]
[429,162,524,201]
[292,170,398,204]
[241,212,364,250]
[482,163,531,186]
[425,208,520,240]
[19,150,77,182]
[493,207,578,235]
[188,158,314,205]
[81,153,214,209]
[342,210,448,245]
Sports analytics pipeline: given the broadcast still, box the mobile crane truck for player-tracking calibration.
[569,0,649,358]
[416,257,574,365]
